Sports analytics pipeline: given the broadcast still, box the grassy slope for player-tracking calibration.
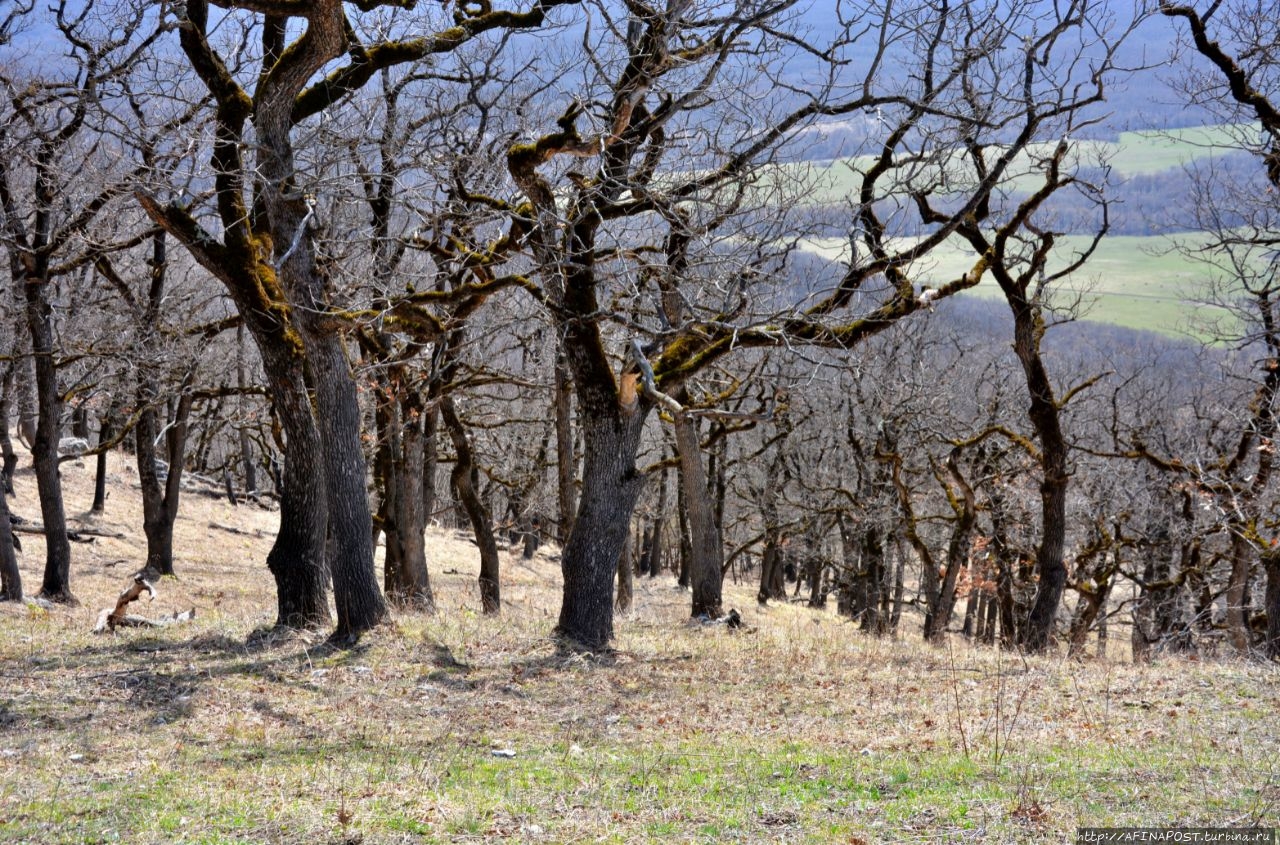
[789,124,1252,337]
[1,456,1277,844]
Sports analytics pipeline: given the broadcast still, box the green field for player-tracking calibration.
[798,232,1227,337]
[781,123,1258,337]
[778,122,1253,208]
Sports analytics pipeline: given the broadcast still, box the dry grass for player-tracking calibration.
[1,455,1278,843]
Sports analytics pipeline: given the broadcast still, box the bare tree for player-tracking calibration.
[1144,1,1280,657]
[487,0,1139,649]
[0,1,168,603]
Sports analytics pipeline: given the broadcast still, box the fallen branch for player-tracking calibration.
[92,573,196,634]
[208,521,273,538]
[11,523,126,542]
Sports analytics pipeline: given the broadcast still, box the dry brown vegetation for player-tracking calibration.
[1,456,1278,843]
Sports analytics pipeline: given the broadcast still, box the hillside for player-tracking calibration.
[1,454,1277,843]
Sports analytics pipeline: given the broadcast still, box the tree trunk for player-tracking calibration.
[26,277,74,604]
[835,513,857,617]
[555,406,648,650]
[1020,444,1068,649]
[924,451,977,642]
[554,355,577,544]
[442,397,499,614]
[759,532,783,606]
[1225,532,1254,655]
[263,361,333,630]
[889,538,905,632]
[806,555,826,609]
[673,411,724,618]
[136,386,193,577]
[0,351,17,495]
[1264,552,1280,661]
[1066,582,1110,659]
[253,7,385,643]
[646,465,668,578]
[0,476,20,601]
[615,529,633,613]
[236,326,258,497]
[377,388,434,612]
[91,401,119,514]
[423,404,439,524]
[302,354,380,629]
[962,581,980,637]
[134,232,193,579]
[676,460,692,588]
[1011,307,1070,653]
[858,529,884,632]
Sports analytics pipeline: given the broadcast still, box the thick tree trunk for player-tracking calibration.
[308,333,387,639]
[442,397,499,614]
[265,364,333,629]
[393,398,433,610]
[555,407,647,650]
[249,6,386,643]
[806,555,826,609]
[26,278,73,604]
[0,479,20,601]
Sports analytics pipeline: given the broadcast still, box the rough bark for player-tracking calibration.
[554,407,648,650]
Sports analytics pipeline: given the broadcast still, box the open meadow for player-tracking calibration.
[1,456,1277,844]
[797,233,1224,338]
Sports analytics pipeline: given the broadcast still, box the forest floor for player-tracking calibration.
[0,455,1277,844]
